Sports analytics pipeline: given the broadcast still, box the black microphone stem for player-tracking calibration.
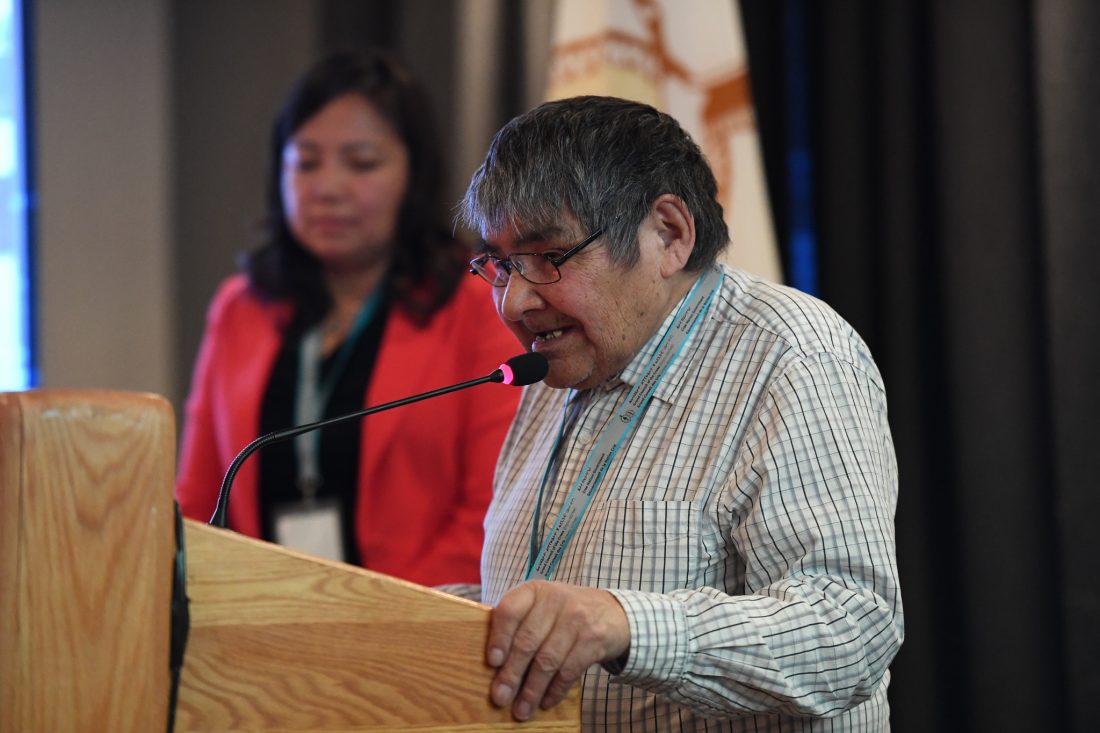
[209,369,503,528]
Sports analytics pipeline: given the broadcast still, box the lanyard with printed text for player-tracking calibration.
[525,266,721,581]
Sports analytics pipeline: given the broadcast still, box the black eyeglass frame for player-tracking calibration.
[468,228,605,287]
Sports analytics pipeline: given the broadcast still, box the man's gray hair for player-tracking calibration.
[459,96,730,270]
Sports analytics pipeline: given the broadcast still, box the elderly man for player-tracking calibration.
[457,96,903,731]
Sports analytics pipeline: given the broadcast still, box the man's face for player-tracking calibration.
[481,218,672,391]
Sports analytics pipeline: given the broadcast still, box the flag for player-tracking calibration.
[546,0,782,283]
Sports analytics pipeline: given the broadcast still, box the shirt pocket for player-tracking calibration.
[583,499,700,593]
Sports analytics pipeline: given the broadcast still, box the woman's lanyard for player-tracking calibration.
[525,266,721,581]
[294,287,384,502]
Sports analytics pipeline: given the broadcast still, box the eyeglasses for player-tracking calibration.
[468,228,605,287]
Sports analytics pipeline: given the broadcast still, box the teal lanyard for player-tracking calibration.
[525,266,721,581]
[527,389,585,570]
[294,287,385,501]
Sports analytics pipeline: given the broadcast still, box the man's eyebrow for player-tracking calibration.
[517,228,565,246]
[476,225,575,254]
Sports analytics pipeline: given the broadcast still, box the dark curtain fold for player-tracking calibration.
[744,1,1100,731]
[1034,1,1100,728]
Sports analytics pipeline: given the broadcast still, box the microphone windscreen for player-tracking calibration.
[500,352,549,386]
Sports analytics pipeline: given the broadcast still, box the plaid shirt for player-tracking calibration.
[478,265,903,732]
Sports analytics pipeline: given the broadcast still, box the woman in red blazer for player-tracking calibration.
[176,50,520,587]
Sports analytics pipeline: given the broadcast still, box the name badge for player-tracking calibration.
[272,498,345,562]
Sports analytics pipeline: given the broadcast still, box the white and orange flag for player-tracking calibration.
[546,0,781,283]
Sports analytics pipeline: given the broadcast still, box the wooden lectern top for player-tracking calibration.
[0,389,579,733]
[179,519,580,732]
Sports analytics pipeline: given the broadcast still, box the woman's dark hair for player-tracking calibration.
[244,49,464,328]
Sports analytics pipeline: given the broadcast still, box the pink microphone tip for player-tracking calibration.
[498,352,548,386]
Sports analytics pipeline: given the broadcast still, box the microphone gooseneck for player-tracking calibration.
[209,351,549,528]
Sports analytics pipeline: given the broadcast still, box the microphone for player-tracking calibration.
[208,352,548,528]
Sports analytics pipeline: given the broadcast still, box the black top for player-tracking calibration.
[258,300,390,564]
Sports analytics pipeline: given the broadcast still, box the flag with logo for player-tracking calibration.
[546,0,781,282]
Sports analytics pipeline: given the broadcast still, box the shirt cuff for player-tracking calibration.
[604,588,690,692]
[433,583,482,603]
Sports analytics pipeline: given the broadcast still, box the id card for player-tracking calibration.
[272,498,345,562]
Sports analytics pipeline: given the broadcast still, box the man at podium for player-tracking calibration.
[455,96,903,731]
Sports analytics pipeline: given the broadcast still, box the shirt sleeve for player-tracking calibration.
[608,350,903,719]
[434,583,484,603]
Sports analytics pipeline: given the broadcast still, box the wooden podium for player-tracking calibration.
[0,390,579,732]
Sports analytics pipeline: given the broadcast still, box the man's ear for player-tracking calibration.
[650,194,695,278]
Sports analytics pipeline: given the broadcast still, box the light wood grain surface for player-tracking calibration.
[0,390,175,733]
[178,521,580,732]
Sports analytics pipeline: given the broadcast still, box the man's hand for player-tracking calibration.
[487,580,630,721]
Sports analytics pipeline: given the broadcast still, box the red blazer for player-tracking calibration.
[176,274,520,586]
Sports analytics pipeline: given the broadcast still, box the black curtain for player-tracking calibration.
[743,1,1100,731]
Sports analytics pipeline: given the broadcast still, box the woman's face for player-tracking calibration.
[280,93,410,273]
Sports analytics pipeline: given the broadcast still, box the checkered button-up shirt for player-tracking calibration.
[478,265,903,732]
